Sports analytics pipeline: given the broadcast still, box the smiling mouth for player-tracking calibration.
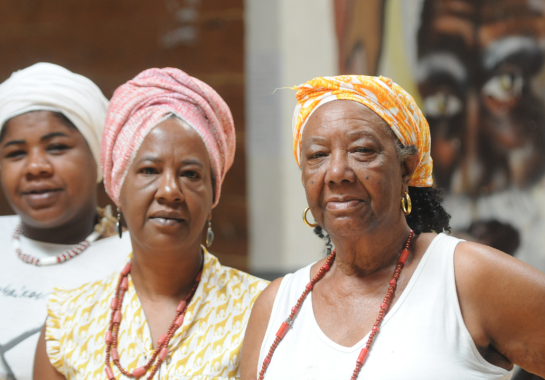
[326,200,364,210]
[149,217,184,227]
[21,189,63,200]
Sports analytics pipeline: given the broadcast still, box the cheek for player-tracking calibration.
[355,157,400,200]
[120,179,155,227]
[52,152,97,190]
[301,168,324,205]
[0,161,23,193]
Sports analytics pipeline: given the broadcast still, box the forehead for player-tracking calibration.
[136,118,210,163]
[301,100,389,144]
[3,111,75,139]
[425,0,545,49]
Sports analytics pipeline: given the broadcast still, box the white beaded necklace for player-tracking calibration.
[12,225,100,266]
[12,206,117,267]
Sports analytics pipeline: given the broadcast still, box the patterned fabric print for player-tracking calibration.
[292,75,433,187]
[46,250,268,379]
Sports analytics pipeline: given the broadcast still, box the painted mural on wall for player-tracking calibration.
[335,0,545,274]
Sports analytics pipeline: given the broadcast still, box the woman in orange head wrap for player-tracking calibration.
[240,76,545,379]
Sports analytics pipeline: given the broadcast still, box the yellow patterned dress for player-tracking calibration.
[45,249,268,379]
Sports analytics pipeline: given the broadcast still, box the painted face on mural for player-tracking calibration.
[417,0,545,196]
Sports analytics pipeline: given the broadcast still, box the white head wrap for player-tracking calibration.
[0,62,109,182]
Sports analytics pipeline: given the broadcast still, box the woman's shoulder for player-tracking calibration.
[205,251,270,307]
[47,271,117,318]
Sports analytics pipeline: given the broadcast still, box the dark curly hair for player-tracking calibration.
[313,125,451,252]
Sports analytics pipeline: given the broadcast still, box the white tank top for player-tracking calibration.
[258,234,513,379]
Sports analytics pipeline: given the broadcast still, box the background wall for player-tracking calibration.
[0,0,248,269]
[245,0,338,277]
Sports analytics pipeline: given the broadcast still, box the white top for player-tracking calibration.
[258,234,513,380]
[0,215,132,380]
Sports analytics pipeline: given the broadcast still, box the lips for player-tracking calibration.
[325,197,364,211]
[21,187,63,208]
[149,210,185,227]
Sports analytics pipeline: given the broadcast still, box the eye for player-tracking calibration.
[423,92,462,117]
[183,170,201,180]
[5,149,26,159]
[308,152,327,160]
[140,167,158,175]
[354,147,372,154]
[482,73,523,102]
[47,143,70,154]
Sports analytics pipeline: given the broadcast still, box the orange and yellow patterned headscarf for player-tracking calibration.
[292,75,433,187]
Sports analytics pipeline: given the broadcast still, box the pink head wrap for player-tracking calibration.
[101,68,235,207]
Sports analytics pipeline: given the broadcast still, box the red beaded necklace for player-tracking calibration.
[258,229,415,380]
[104,261,202,379]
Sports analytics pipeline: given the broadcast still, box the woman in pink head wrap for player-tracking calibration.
[34,68,268,379]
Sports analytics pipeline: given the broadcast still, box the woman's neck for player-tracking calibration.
[130,240,203,301]
[330,221,412,278]
[21,203,98,245]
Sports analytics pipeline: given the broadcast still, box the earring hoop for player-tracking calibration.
[401,191,412,216]
[303,206,319,228]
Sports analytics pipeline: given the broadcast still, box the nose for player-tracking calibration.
[155,169,184,204]
[25,148,53,179]
[324,150,356,185]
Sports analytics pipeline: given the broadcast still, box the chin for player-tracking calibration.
[19,207,73,229]
[325,214,375,236]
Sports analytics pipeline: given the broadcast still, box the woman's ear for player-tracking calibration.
[401,153,419,186]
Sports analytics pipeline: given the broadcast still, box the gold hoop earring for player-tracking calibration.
[303,206,319,228]
[401,192,412,215]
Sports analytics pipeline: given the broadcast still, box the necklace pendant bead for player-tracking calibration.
[113,310,122,324]
[158,333,168,346]
[105,366,115,380]
[305,283,313,290]
[121,277,129,291]
[132,366,147,377]
[276,321,290,339]
[399,248,410,265]
[356,348,369,364]
[159,347,169,361]
[105,331,113,344]
[121,263,132,276]
[174,314,184,328]
[176,300,187,313]
[111,347,119,361]
[110,297,118,310]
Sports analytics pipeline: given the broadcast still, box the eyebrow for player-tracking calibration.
[136,157,205,167]
[41,132,69,141]
[346,130,376,139]
[182,159,204,168]
[417,52,467,84]
[2,131,70,148]
[482,36,540,71]
[3,139,25,148]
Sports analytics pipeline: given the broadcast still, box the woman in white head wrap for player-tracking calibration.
[0,63,131,380]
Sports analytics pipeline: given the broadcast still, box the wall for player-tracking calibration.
[246,0,338,276]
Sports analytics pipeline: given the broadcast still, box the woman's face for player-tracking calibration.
[119,118,213,253]
[0,111,98,228]
[301,100,410,239]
